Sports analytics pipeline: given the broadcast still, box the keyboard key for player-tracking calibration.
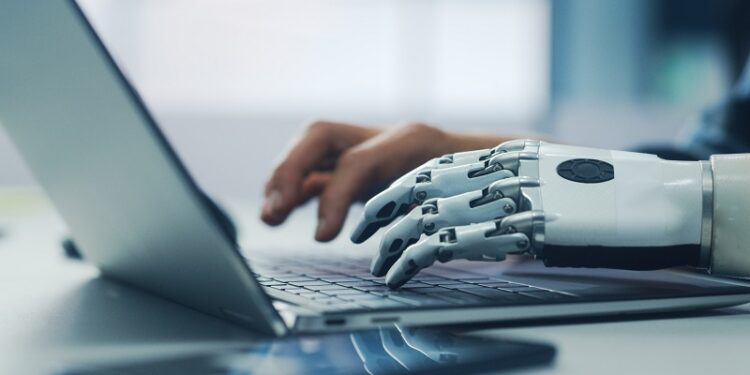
[259,280,286,287]
[408,275,448,282]
[308,294,338,301]
[455,276,495,281]
[305,284,351,292]
[283,267,311,273]
[347,293,387,300]
[327,289,366,296]
[354,285,391,293]
[400,283,436,289]
[347,272,378,277]
[385,295,427,306]
[422,268,483,279]
[290,280,331,287]
[477,281,517,288]
[337,281,382,287]
[374,289,428,300]
[256,272,293,278]
[379,289,427,296]
[301,272,341,278]
[358,276,383,281]
[497,286,544,293]
[273,276,316,282]
[454,278,494,283]
[271,285,305,293]
[319,276,361,283]
[444,284,488,290]
[422,280,464,286]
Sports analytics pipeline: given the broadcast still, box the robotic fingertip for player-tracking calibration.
[350,204,410,243]
[386,276,410,290]
[385,258,422,289]
[350,220,383,244]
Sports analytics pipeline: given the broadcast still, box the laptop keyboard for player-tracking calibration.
[249,255,576,311]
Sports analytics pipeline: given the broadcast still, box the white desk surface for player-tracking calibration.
[1,189,748,375]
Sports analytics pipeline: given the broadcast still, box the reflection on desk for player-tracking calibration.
[61,325,556,375]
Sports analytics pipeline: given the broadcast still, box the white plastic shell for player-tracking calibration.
[709,153,750,277]
[538,143,703,247]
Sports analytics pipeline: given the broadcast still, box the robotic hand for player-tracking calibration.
[351,140,713,288]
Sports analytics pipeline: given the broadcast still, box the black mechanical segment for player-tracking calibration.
[556,158,614,183]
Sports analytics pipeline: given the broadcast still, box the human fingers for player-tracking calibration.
[261,121,378,225]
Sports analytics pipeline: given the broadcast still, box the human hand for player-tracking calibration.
[261,121,510,241]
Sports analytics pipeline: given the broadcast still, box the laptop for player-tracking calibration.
[2,0,750,336]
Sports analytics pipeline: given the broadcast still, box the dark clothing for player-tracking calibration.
[634,56,750,160]
[683,76,750,158]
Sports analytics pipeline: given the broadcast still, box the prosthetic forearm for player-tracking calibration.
[350,140,750,288]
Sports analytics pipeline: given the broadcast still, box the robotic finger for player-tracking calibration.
[435,138,531,167]
[350,161,517,243]
[371,176,540,276]
[371,189,528,277]
[384,218,532,288]
[350,142,541,244]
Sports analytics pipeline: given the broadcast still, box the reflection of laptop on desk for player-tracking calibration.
[3,0,750,336]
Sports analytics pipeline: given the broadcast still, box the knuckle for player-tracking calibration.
[337,149,358,167]
[400,122,441,137]
[304,120,332,135]
[335,160,361,182]
[338,149,373,173]
[427,155,443,165]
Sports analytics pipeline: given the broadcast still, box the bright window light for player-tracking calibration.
[81,0,549,126]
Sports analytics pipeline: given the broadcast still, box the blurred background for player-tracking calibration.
[2,0,749,200]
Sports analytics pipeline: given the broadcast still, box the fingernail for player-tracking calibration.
[263,190,281,215]
[263,190,283,215]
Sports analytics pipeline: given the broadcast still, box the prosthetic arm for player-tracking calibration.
[351,140,750,288]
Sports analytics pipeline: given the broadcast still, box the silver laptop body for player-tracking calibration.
[3,0,750,336]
